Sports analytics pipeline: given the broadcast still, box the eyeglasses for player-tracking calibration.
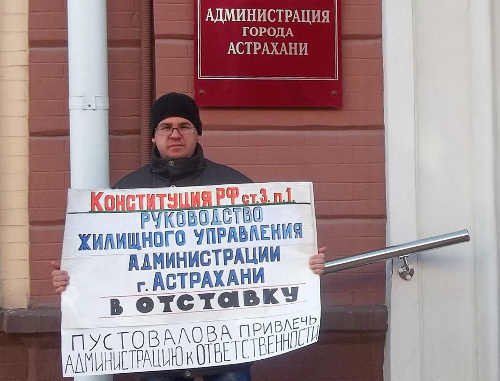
[155,124,195,136]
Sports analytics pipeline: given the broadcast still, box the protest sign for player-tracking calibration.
[60,182,321,376]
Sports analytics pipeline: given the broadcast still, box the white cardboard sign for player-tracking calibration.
[60,182,321,376]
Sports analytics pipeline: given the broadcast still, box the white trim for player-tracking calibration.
[470,0,500,379]
[382,0,421,379]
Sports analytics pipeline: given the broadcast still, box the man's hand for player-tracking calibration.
[51,261,70,293]
[309,247,326,275]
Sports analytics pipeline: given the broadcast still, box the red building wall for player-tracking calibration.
[0,0,386,380]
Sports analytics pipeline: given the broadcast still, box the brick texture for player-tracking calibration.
[0,332,65,381]
[28,0,145,310]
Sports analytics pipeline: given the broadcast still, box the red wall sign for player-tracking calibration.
[194,0,342,108]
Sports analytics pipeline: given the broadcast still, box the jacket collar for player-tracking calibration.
[150,143,206,185]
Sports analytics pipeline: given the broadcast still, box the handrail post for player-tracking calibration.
[323,230,470,279]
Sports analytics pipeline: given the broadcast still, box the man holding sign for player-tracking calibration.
[52,92,326,380]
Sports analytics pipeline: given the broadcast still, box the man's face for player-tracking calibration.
[152,117,199,159]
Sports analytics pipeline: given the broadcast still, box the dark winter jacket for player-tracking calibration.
[113,143,253,379]
[113,144,251,189]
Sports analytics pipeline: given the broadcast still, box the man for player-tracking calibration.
[52,92,326,381]
[113,92,252,189]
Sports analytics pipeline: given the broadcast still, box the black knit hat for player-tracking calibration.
[150,92,202,136]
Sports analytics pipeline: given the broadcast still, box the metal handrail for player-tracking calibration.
[323,229,470,278]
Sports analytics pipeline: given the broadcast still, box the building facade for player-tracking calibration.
[1,0,498,380]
